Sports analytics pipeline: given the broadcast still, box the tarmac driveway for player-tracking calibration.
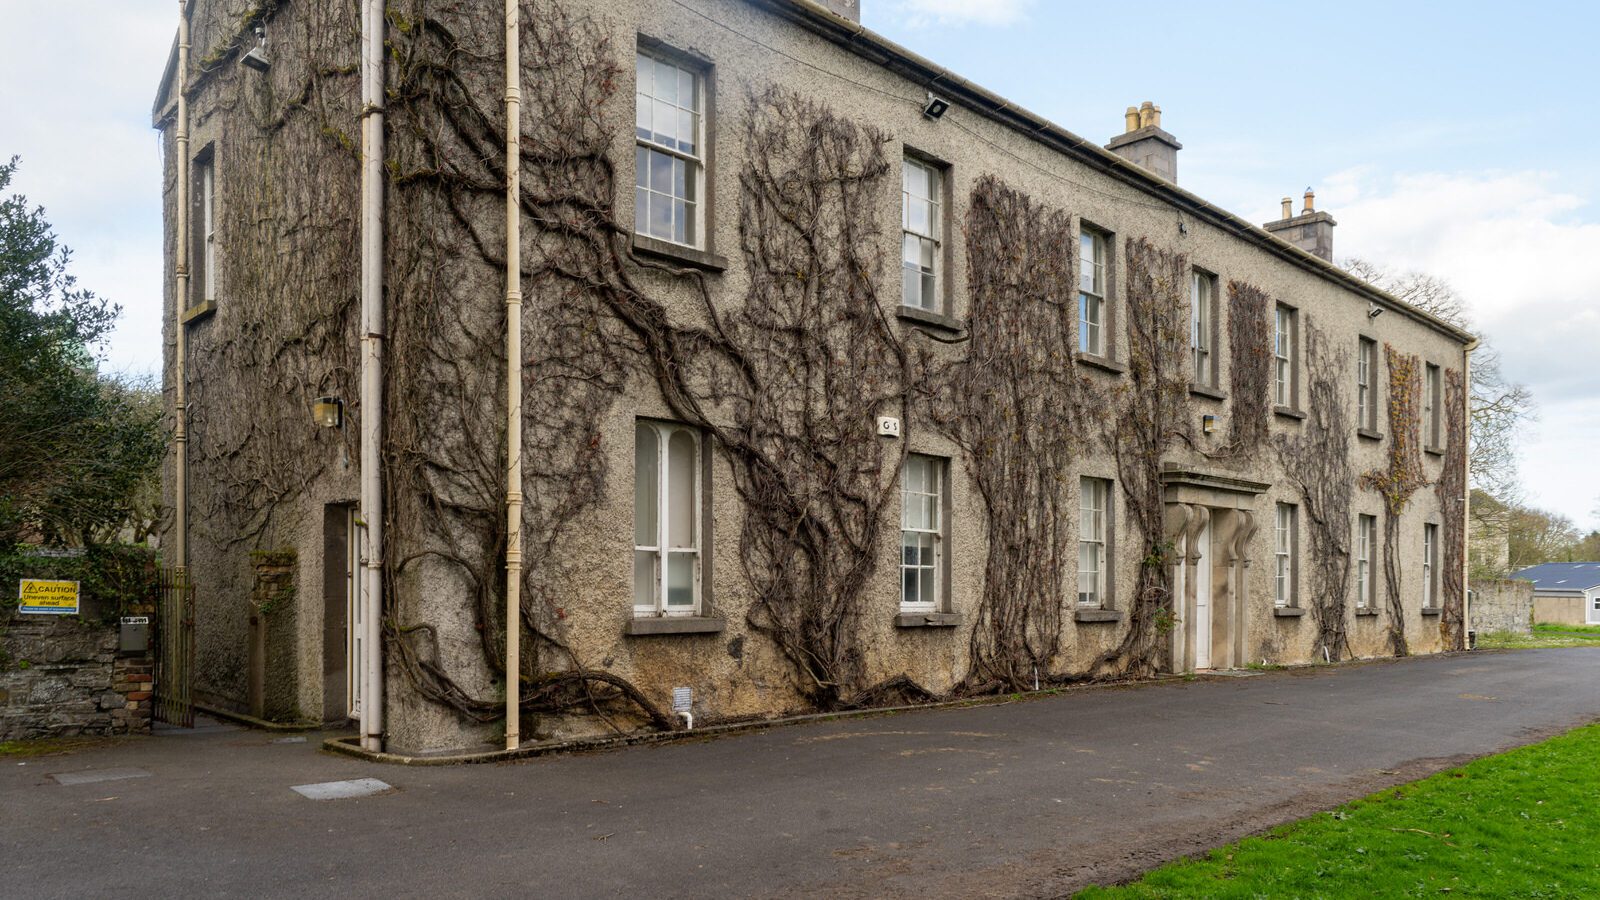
[4,647,1599,898]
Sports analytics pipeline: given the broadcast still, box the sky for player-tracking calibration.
[2,0,1598,530]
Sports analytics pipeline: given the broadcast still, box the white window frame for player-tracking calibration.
[1423,523,1438,609]
[201,157,216,305]
[1078,477,1110,607]
[1424,363,1442,447]
[1191,270,1214,385]
[1274,502,1296,608]
[1357,338,1376,430]
[1273,305,1295,407]
[1357,514,1376,609]
[901,156,942,314]
[1079,228,1107,356]
[634,49,705,248]
[633,420,702,617]
[900,454,945,612]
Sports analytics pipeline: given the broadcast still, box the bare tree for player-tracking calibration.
[1344,258,1533,504]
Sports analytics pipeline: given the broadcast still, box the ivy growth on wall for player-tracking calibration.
[1437,368,1467,649]
[1362,345,1428,656]
[1223,280,1273,456]
[1276,320,1354,661]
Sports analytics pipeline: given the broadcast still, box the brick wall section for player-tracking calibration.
[1,616,154,740]
[1471,578,1533,635]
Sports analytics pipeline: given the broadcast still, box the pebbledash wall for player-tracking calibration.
[156,0,1473,755]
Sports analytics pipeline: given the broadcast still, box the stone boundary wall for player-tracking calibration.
[1,616,154,740]
[1470,578,1533,636]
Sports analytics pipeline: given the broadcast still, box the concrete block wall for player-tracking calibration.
[1470,578,1532,635]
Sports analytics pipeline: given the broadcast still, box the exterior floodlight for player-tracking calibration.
[313,396,344,429]
[241,26,271,72]
[922,93,950,120]
[1368,304,1385,320]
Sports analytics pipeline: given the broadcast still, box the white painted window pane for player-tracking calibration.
[666,552,694,607]
[667,429,696,548]
[634,550,656,608]
[634,424,658,546]
[654,57,678,104]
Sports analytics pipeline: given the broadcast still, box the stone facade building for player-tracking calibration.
[155,0,1474,755]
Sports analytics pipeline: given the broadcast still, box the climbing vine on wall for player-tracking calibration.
[1088,237,1191,679]
[1223,280,1273,456]
[937,175,1089,693]
[1437,367,1467,650]
[1362,345,1427,656]
[1275,321,1354,662]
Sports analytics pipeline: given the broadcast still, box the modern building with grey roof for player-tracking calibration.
[1511,563,1600,626]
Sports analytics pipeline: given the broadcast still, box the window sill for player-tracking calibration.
[894,612,962,628]
[896,305,966,335]
[1424,446,1445,457]
[1273,606,1306,618]
[181,300,217,325]
[1074,608,1123,624]
[631,235,728,273]
[1075,353,1127,376]
[1273,405,1307,422]
[1189,383,1226,402]
[624,615,726,636]
[1357,427,1384,442]
[1355,608,1381,618]
[1421,606,1443,617]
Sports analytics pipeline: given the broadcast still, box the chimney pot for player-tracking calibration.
[1125,106,1140,133]
[1106,101,1181,183]
[1303,188,1315,214]
[1138,101,1156,129]
[1281,197,1293,219]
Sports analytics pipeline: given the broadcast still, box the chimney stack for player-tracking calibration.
[1105,101,1182,183]
[1264,186,1337,261]
[816,0,860,21]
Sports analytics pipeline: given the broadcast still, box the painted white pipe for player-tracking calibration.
[1461,337,1480,650]
[358,0,386,753]
[679,712,693,731]
[173,0,190,573]
[503,0,525,751]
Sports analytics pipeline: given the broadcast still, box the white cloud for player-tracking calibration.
[1323,168,1600,528]
[889,0,1036,28]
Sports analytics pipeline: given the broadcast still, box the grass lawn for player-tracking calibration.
[1479,629,1600,650]
[1532,622,1600,635]
[1076,722,1600,898]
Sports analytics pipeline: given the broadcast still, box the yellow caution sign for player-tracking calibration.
[18,579,80,615]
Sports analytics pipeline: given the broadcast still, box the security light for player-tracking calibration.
[313,396,344,429]
[241,25,271,72]
[1367,305,1384,320]
[922,93,950,120]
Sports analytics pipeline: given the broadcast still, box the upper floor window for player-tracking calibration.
[1079,228,1107,356]
[1424,363,1442,448]
[1357,337,1377,430]
[634,420,702,616]
[1273,305,1296,407]
[901,156,942,313]
[635,50,704,247]
[1079,477,1110,607]
[1423,523,1439,608]
[1274,502,1297,607]
[901,455,946,611]
[1191,270,1216,386]
[1356,514,1377,609]
[190,147,216,308]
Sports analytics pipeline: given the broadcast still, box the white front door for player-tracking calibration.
[1194,520,1213,670]
[346,507,363,720]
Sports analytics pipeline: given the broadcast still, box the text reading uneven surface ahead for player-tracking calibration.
[18,579,80,615]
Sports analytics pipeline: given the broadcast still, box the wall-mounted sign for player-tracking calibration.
[19,579,80,615]
[876,416,902,438]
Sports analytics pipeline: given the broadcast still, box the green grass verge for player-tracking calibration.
[1532,622,1600,635]
[1479,630,1600,650]
[1076,722,1600,898]
[0,735,127,758]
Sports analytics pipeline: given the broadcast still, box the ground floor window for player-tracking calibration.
[1079,477,1110,607]
[1356,514,1376,609]
[1274,503,1297,607]
[901,454,946,611]
[634,420,702,616]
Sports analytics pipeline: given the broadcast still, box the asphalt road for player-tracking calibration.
[5,648,1599,899]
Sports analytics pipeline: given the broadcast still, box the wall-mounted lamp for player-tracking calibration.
[1367,304,1385,320]
[922,92,950,120]
[241,25,271,72]
[313,396,344,429]
[1201,414,1217,435]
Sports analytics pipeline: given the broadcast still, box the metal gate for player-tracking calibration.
[155,567,196,727]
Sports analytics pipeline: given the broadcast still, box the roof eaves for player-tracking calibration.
[761,0,1475,347]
